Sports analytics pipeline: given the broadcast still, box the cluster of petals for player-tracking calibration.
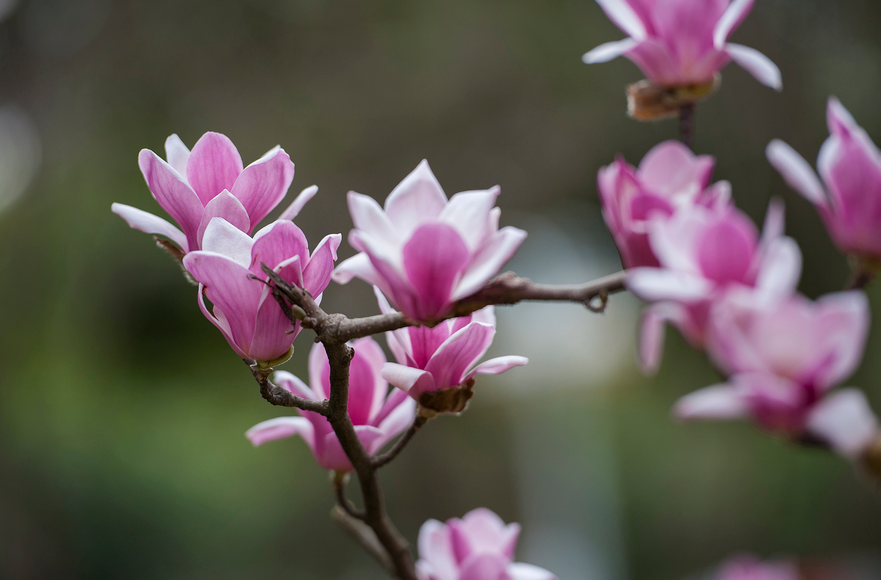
[676,287,879,457]
[246,338,416,472]
[715,554,801,580]
[183,215,341,364]
[767,98,881,263]
[332,160,527,322]
[416,508,557,580]
[599,140,730,269]
[113,131,314,253]
[583,0,782,90]
[628,200,802,372]
[375,289,528,407]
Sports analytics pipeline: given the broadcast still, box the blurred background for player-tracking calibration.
[0,0,880,578]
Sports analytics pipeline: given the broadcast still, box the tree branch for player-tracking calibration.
[331,506,395,575]
[333,472,366,520]
[372,415,430,469]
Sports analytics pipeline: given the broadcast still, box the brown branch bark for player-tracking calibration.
[253,265,628,579]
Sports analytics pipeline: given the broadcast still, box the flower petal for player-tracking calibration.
[194,282,249,359]
[439,187,500,250]
[425,322,495,390]
[186,132,244,205]
[196,190,250,249]
[674,384,750,421]
[302,233,342,297]
[381,363,436,397]
[453,226,527,300]
[725,43,782,90]
[595,0,647,40]
[164,133,190,178]
[806,389,879,458]
[384,159,448,233]
[231,146,295,231]
[111,203,188,251]
[582,38,639,64]
[402,223,470,320]
[279,185,318,221]
[507,563,559,580]
[467,355,528,379]
[627,268,713,302]
[246,416,314,447]
[138,148,204,251]
[713,0,754,48]
[201,217,254,267]
[766,140,827,205]
[248,219,310,277]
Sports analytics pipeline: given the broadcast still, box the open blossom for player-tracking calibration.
[767,98,881,265]
[182,216,341,364]
[416,508,557,580]
[628,201,802,372]
[583,0,781,90]
[246,339,416,472]
[676,288,879,457]
[332,160,527,322]
[376,289,528,414]
[599,140,730,268]
[715,554,801,580]
[112,132,313,253]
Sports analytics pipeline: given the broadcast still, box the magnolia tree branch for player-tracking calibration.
[252,265,628,578]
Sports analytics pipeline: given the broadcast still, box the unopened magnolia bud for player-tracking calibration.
[626,75,720,121]
[418,378,475,415]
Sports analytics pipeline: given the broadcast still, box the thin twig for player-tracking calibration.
[246,360,328,414]
[332,472,366,520]
[679,102,695,149]
[372,415,430,469]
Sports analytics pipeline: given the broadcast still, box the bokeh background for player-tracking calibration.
[1,0,880,578]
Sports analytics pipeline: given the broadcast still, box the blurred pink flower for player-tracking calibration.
[767,98,881,264]
[583,0,781,90]
[715,554,801,580]
[183,217,341,364]
[113,132,314,253]
[376,289,527,413]
[332,160,527,322]
[628,201,801,372]
[676,289,879,455]
[246,338,416,472]
[598,140,730,268]
[416,508,557,580]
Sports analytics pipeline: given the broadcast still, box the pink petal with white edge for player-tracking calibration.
[279,185,318,221]
[638,303,683,375]
[454,508,520,558]
[308,341,332,401]
[273,370,315,400]
[183,251,262,355]
[754,237,802,303]
[375,397,417,448]
[111,203,188,251]
[726,43,782,90]
[201,217,254,267]
[186,132,244,205]
[827,97,861,137]
[246,416,315,447]
[333,253,383,286]
[302,233,342,296]
[759,197,786,248]
[347,191,400,244]
[812,291,870,389]
[627,268,713,302]
[384,159,448,234]
[196,190,250,249]
[194,283,249,359]
[320,425,385,471]
[582,38,639,64]
[594,0,646,40]
[138,149,204,250]
[713,0,755,49]
[508,563,559,580]
[403,223,470,320]
[231,146,295,231]
[382,363,435,396]
[638,141,715,199]
[438,187,500,250]
[164,134,190,179]
[766,140,827,205]
[248,291,296,363]
[458,554,509,580]
[248,220,310,277]
[674,385,750,421]
[467,356,528,379]
[806,388,879,458]
[418,520,458,580]
[425,322,496,389]
[453,226,528,300]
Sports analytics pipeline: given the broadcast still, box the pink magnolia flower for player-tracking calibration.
[715,554,801,580]
[416,508,557,580]
[676,288,879,456]
[332,160,527,322]
[767,98,881,264]
[246,338,416,472]
[628,201,802,372]
[598,140,730,268]
[112,132,313,253]
[583,0,781,90]
[376,289,528,413]
[183,217,341,364]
